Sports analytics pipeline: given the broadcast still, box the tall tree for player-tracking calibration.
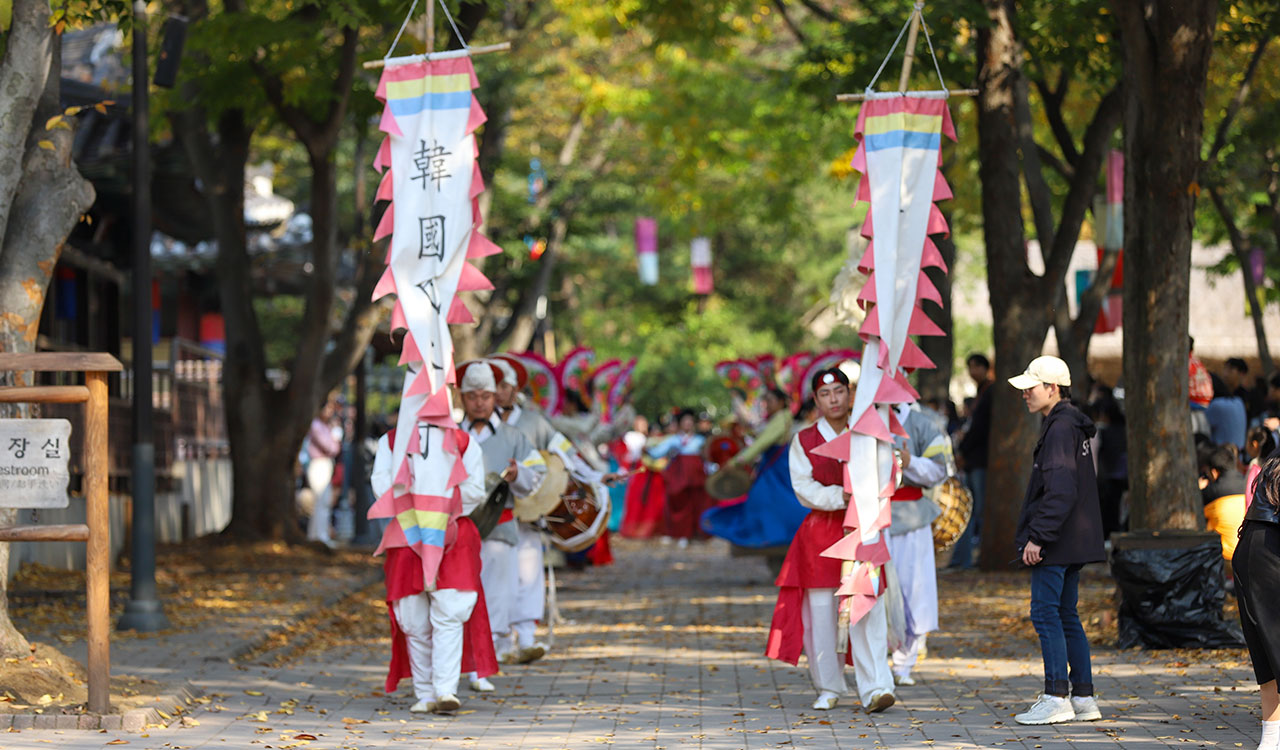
[166,0,399,540]
[975,0,1122,569]
[1112,0,1219,531]
[0,0,101,654]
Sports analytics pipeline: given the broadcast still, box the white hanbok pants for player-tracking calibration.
[480,538,516,654]
[391,589,477,701]
[801,588,894,705]
[305,457,334,543]
[886,526,938,676]
[512,523,546,648]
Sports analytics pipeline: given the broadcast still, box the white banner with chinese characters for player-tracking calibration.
[367,56,500,588]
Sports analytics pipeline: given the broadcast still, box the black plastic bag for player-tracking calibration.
[1111,533,1244,649]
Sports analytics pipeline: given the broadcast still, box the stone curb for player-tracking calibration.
[4,565,382,733]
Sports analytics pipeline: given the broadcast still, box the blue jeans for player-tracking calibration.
[1029,564,1093,697]
[948,468,985,568]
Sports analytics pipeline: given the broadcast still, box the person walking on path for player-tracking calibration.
[306,400,343,546]
[951,353,992,568]
[370,420,499,715]
[1234,453,1280,750]
[649,409,711,546]
[766,367,895,714]
[456,359,547,691]
[1008,356,1105,726]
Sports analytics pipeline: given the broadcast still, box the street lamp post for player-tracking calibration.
[118,0,170,633]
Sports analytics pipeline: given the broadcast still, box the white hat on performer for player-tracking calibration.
[1008,355,1071,390]
[458,359,500,394]
[491,358,518,389]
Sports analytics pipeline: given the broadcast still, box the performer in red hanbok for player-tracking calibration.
[371,425,499,715]
[766,368,895,713]
[649,409,712,545]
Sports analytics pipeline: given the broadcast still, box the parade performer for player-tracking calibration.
[456,360,548,691]
[885,403,949,686]
[649,410,712,545]
[703,388,809,549]
[766,368,896,713]
[371,423,498,715]
[1009,356,1104,726]
[621,424,667,539]
[490,355,616,660]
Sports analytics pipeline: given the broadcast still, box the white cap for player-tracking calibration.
[491,358,517,388]
[1008,355,1072,390]
[459,360,497,394]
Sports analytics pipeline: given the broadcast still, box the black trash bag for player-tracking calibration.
[1111,534,1245,649]
[470,481,511,540]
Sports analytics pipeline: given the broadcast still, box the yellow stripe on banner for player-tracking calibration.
[384,73,473,100]
[862,112,943,136]
[521,451,546,469]
[396,508,451,531]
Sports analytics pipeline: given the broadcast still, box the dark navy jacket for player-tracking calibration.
[1014,401,1106,566]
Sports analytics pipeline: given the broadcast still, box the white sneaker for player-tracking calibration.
[865,690,895,713]
[432,694,461,715]
[1071,695,1101,721]
[677,537,689,549]
[515,642,548,664]
[1015,694,1075,725]
[893,673,916,686]
[409,698,435,713]
[469,676,496,692]
[811,691,839,710]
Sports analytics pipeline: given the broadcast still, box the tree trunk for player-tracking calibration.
[976,0,1048,571]
[1112,0,1217,531]
[916,227,955,403]
[0,0,96,655]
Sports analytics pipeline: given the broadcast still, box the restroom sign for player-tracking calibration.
[0,419,72,508]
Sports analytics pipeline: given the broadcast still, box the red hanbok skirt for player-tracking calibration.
[620,468,667,539]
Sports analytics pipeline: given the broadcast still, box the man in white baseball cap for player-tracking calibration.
[1006,354,1106,726]
[1007,355,1072,400]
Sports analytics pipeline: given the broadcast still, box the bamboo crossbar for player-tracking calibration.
[362,42,512,70]
[0,524,90,542]
[836,88,979,102]
[0,385,90,403]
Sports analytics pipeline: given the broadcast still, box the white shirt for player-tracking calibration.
[787,417,850,512]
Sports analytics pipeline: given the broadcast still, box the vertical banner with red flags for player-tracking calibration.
[1094,148,1124,333]
[635,217,658,285]
[819,92,955,629]
[366,55,500,589]
[691,236,713,295]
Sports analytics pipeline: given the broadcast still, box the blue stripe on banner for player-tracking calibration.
[864,130,942,152]
[387,91,473,116]
[401,525,447,548]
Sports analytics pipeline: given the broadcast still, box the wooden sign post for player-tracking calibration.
[0,352,121,715]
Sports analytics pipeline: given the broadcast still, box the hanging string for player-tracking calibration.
[864,8,915,94]
[864,2,950,95]
[919,8,949,94]
[437,0,470,51]
[384,0,420,60]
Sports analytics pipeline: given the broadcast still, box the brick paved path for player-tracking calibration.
[2,538,1263,749]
